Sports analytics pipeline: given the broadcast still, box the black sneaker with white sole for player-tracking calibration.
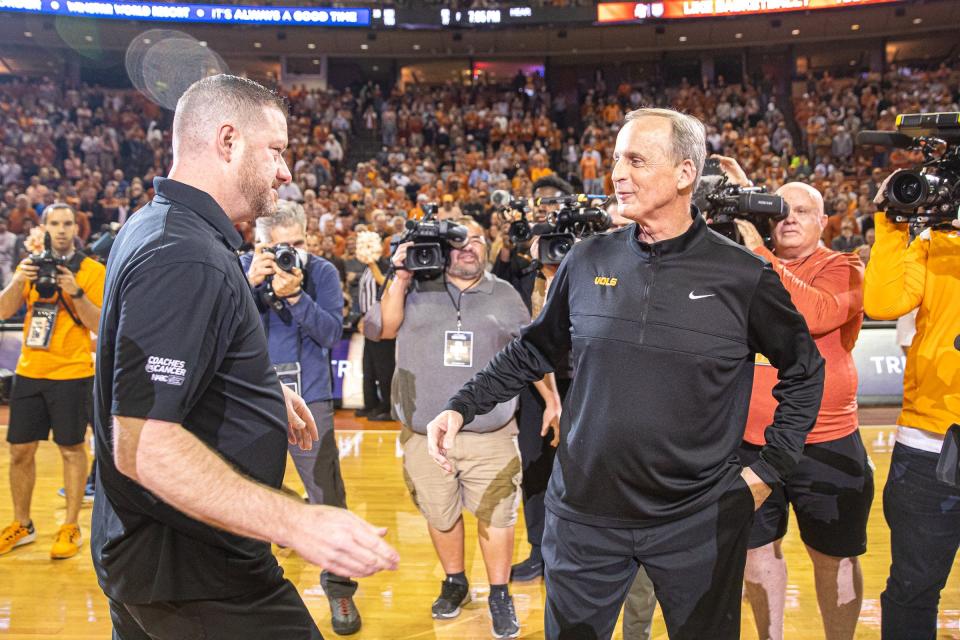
[489,590,520,639]
[431,578,470,619]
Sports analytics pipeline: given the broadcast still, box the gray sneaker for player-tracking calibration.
[327,595,361,635]
[432,578,471,619]
[489,591,520,639]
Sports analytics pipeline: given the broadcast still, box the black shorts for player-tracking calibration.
[739,430,874,558]
[7,375,93,446]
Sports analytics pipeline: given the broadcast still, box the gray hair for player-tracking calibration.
[624,107,707,193]
[173,74,287,157]
[256,200,305,244]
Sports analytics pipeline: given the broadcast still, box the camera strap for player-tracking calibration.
[56,290,84,327]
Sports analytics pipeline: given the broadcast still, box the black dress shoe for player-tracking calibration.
[367,412,394,422]
[353,408,372,418]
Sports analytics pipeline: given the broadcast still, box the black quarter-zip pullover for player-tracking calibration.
[447,212,825,527]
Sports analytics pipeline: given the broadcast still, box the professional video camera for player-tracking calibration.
[29,231,66,299]
[489,190,535,244]
[390,204,468,279]
[857,112,960,229]
[701,175,789,245]
[260,242,303,312]
[530,194,611,265]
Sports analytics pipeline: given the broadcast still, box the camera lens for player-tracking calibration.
[412,246,436,267]
[547,236,573,262]
[509,220,532,242]
[276,252,297,271]
[889,171,926,207]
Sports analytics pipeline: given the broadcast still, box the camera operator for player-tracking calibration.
[367,217,557,638]
[493,176,573,583]
[492,176,575,313]
[241,201,363,636]
[427,108,824,640]
[0,203,105,559]
[864,176,960,639]
[703,158,871,640]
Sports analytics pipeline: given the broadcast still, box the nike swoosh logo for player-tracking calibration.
[689,291,716,300]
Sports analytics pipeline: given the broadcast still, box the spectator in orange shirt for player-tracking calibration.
[8,195,39,234]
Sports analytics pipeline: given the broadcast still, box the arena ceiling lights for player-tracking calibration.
[596,0,905,23]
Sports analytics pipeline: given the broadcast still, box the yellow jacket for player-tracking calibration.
[864,213,960,435]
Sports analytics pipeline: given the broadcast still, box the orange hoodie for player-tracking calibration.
[744,246,864,445]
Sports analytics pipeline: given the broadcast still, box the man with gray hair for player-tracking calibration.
[91,74,397,640]
[426,107,824,639]
[242,200,361,635]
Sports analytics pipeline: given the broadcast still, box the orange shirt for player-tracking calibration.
[580,156,598,180]
[744,247,864,445]
[531,167,553,182]
[17,255,105,380]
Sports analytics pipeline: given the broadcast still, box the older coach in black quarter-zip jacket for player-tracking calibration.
[425,107,825,640]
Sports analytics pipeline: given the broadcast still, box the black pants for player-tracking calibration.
[542,480,754,640]
[362,337,395,414]
[881,443,960,639]
[109,579,323,640]
[516,377,570,550]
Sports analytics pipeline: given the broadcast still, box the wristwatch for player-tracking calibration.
[70,287,85,299]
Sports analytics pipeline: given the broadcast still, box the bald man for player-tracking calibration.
[732,181,870,640]
[91,75,398,640]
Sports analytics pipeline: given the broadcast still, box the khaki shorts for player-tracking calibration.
[402,422,522,531]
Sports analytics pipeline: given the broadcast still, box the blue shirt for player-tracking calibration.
[240,252,344,403]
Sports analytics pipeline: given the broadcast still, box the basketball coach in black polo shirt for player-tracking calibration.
[91,75,398,639]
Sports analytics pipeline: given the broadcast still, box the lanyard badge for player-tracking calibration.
[25,301,58,350]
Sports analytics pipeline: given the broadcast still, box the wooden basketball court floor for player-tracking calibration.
[1,409,959,639]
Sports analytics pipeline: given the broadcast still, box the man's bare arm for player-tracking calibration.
[113,415,399,577]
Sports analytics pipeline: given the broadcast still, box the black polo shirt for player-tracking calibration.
[91,178,289,604]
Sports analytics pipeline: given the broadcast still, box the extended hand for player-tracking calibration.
[282,385,318,451]
[290,504,400,577]
[425,410,464,474]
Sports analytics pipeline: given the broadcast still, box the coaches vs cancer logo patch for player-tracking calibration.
[145,355,187,386]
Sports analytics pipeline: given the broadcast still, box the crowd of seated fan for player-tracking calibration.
[0,62,956,307]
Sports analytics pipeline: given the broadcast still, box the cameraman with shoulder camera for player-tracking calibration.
[0,203,105,559]
[368,216,552,638]
[240,201,363,636]
[704,156,871,640]
[427,108,824,640]
[865,173,960,640]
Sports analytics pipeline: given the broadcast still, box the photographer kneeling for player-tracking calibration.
[240,201,362,636]
[0,203,105,559]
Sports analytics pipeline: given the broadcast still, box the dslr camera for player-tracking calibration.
[29,232,66,299]
[699,174,789,245]
[390,205,468,279]
[260,242,302,312]
[857,112,960,229]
